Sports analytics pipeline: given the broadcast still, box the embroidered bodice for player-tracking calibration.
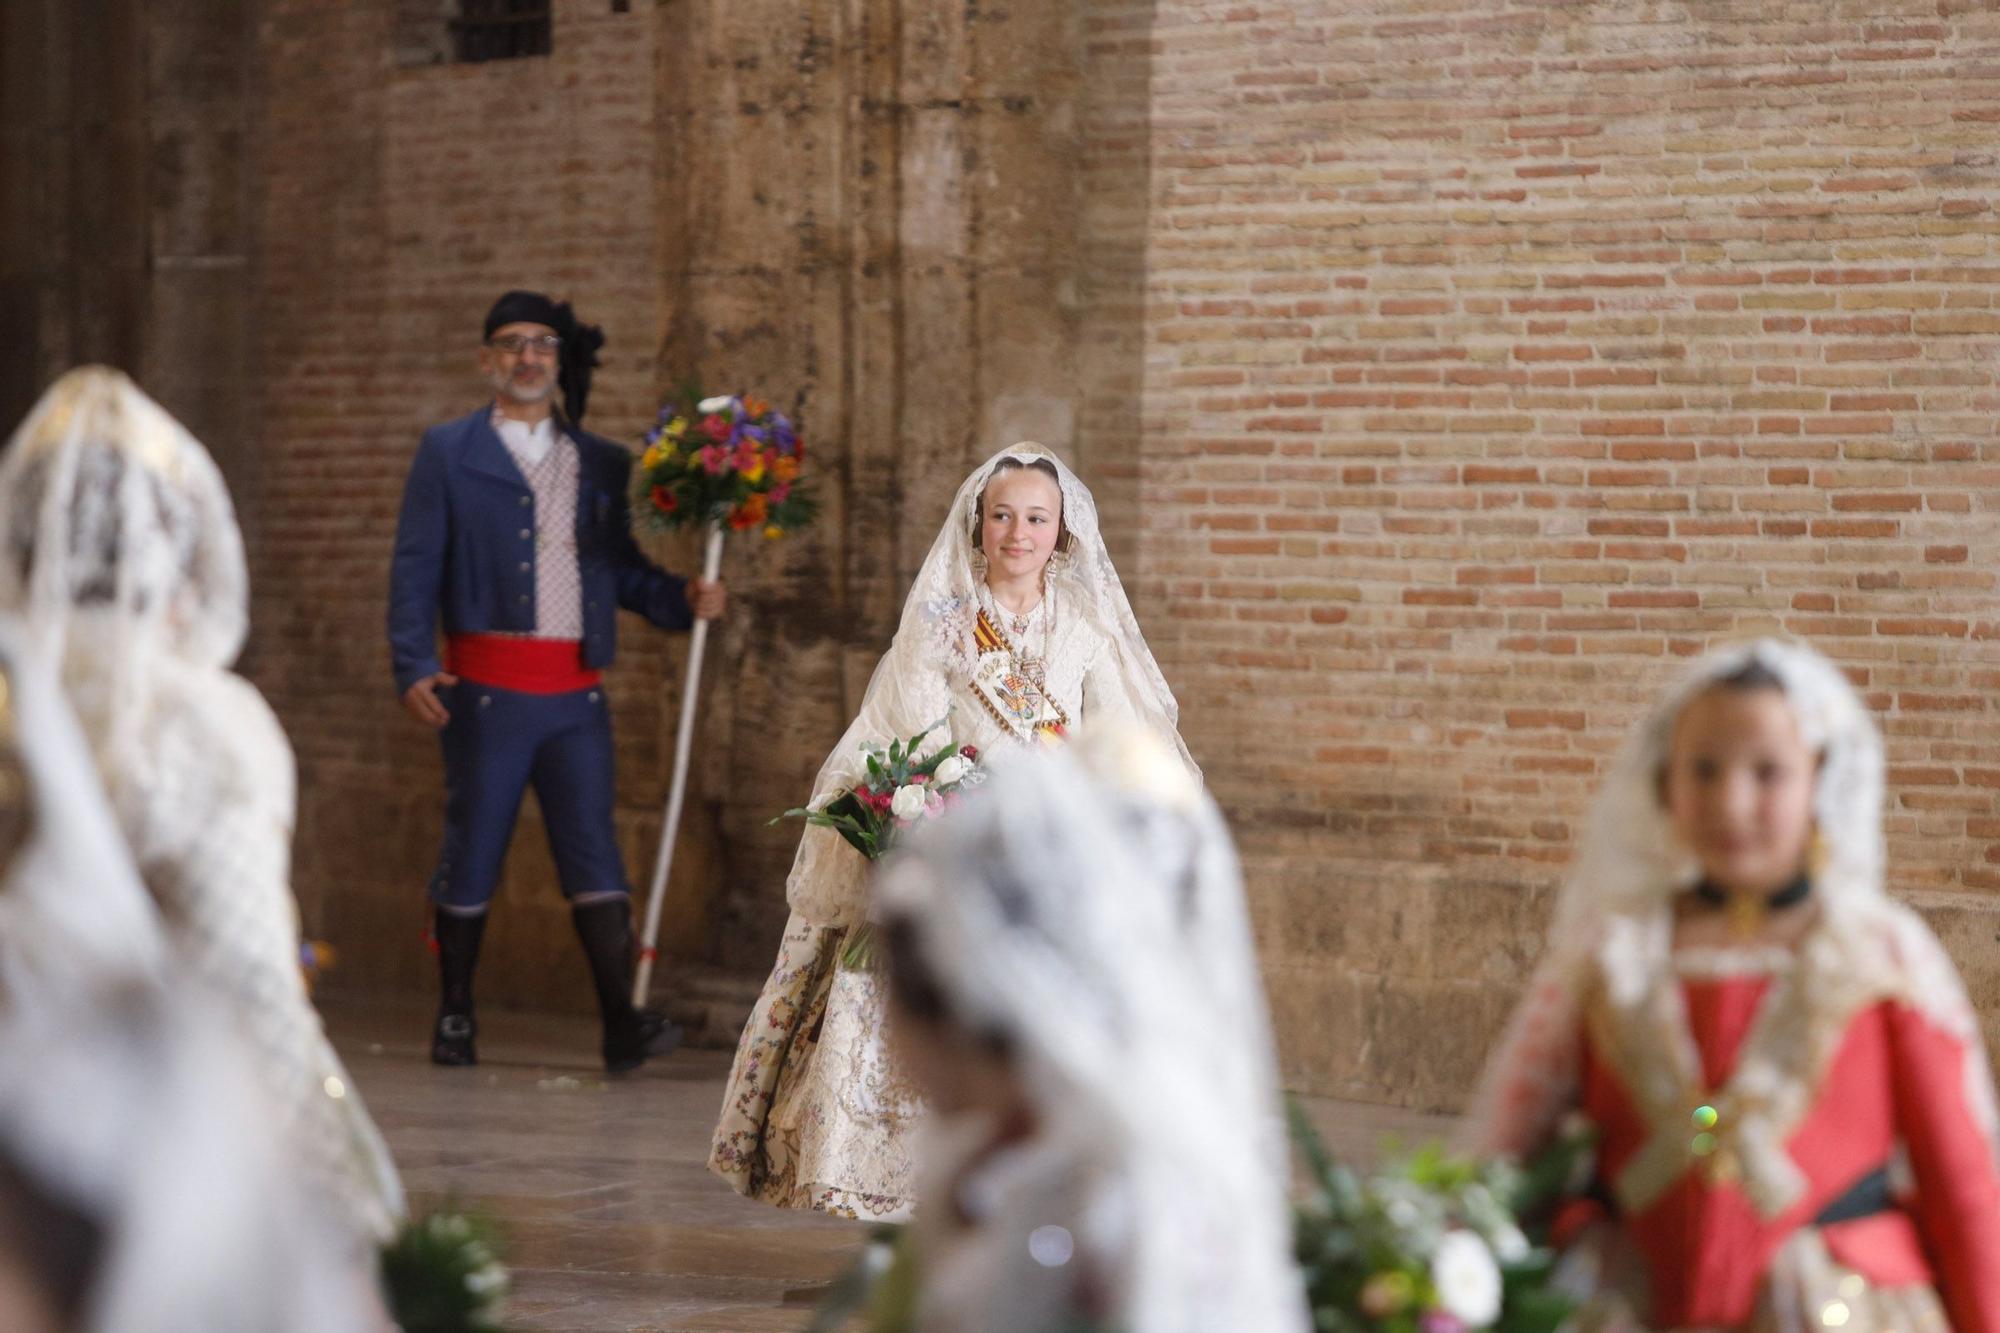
[1567,939,2000,1330]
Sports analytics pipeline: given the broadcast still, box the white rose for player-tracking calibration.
[1489,1222,1530,1264]
[890,785,928,820]
[932,755,969,787]
[697,395,735,415]
[1431,1230,1502,1328]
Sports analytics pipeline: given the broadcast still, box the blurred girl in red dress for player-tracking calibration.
[1470,639,2000,1331]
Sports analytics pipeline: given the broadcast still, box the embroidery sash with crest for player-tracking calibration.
[968,609,1069,746]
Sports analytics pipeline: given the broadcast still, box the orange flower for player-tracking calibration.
[728,492,770,531]
[744,395,770,418]
[772,455,800,483]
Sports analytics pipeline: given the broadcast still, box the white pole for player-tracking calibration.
[633,523,726,1006]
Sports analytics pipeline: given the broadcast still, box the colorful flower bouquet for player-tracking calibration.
[634,388,816,537]
[1290,1105,1588,1333]
[775,720,983,967]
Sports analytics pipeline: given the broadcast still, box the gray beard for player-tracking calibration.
[490,371,555,406]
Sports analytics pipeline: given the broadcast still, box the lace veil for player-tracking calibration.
[787,443,1191,927]
[0,987,383,1333]
[0,617,163,1013]
[1467,638,2000,1169]
[0,620,376,1331]
[873,729,1306,1331]
[0,366,250,783]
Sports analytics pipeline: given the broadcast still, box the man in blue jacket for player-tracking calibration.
[388,290,726,1072]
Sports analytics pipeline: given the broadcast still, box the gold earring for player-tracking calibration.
[1806,826,1830,879]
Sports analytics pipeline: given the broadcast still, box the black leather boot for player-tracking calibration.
[571,898,682,1073]
[431,908,487,1067]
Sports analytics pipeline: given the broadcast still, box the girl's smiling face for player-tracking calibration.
[977,466,1063,584]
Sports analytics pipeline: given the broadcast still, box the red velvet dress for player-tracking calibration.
[1567,960,2000,1330]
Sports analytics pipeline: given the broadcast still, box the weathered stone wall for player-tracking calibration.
[1132,1,2000,1109]
[3,0,258,530]
[250,0,1112,1013]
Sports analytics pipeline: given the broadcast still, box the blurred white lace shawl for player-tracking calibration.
[874,731,1307,1333]
[786,442,1194,929]
[0,620,379,1332]
[0,367,403,1238]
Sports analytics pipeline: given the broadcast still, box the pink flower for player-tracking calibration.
[770,482,792,504]
[703,414,732,442]
[959,745,979,760]
[700,444,731,475]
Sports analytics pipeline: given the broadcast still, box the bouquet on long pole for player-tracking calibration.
[630,388,814,1006]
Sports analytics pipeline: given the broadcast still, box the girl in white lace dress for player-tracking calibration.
[0,368,404,1243]
[708,443,1194,1219]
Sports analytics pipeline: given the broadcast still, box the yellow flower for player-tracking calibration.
[741,459,767,483]
[666,416,688,436]
[763,525,784,540]
[641,444,666,470]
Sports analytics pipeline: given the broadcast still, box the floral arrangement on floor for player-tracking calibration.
[634,388,816,537]
[775,719,983,967]
[1290,1105,1587,1333]
[379,1207,511,1333]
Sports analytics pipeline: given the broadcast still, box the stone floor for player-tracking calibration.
[325,997,1452,1333]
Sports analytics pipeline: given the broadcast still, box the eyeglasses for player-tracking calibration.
[489,333,562,355]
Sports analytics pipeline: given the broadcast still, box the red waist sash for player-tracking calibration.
[445,634,601,694]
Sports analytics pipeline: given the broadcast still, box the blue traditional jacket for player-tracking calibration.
[387,407,691,694]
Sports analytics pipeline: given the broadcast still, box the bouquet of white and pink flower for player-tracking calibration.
[778,720,983,861]
[775,720,983,967]
[1291,1105,1588,1333]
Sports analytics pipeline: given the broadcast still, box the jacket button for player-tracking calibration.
[519,562,531,573]
[519,495,531,507]
[519,528,531,540]
[588,691,600,703]
[587,601,597,611]
[517,594,529,606]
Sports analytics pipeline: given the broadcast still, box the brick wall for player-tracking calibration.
[255,0,686,1010]
[1129,1,2000,1108]
[236,0,2000,1107]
